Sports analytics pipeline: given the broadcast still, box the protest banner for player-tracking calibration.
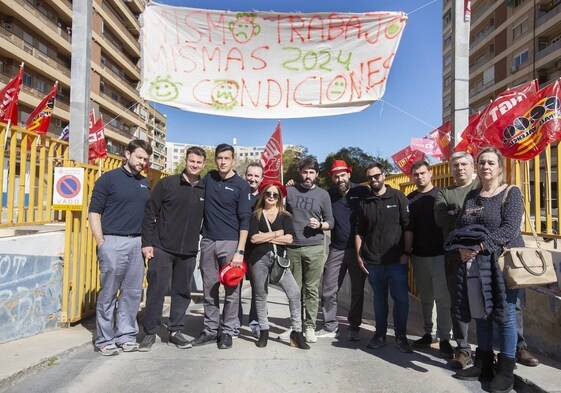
[140,4,407,118]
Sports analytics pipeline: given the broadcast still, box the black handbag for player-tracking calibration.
[264,215,290,284]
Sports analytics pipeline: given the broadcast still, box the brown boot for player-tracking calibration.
[516,347,539,367]
[453,348,495,381]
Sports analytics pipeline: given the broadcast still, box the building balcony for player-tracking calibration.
[470,52,495,72]
[0,26,71,80]
[100,1,140,57]
[537,39,561,62]
[536,2,561,28]
[97,63,139,101]
[471,0,494,25]
[108,0,140,33]
[18,0,71,46]
[471,25,495,49]
[469,79,495,98]
[96,32,140,78]
[104,121,135,140]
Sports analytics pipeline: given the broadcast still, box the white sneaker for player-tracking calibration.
[315,328,339,338]
[277,328,292,341]
[305,327,317,343]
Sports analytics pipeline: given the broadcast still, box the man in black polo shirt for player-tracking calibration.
[191,143,252,350]
[88,139,152,356]
[138,146,206,351]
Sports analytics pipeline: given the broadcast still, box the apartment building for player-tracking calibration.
[442,0,561,121]
[0,0,167,171]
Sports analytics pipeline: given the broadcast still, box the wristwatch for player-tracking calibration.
[236,249,245,255]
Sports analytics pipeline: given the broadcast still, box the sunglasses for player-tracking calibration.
[368,173,383,180]
[265,191,280,199]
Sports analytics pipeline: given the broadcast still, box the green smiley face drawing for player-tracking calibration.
[149,76,182,102]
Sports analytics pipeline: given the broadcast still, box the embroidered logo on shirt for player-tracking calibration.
[386,204,397,208]
[140,184,148,189]
[225,186,234,191]
[350,196,359,199]
[200,197,205,201]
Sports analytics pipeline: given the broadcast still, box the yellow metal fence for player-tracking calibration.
[1,124,166,323]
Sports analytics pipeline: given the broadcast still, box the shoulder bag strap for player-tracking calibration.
[501,185,541,248]
[263,214,278,255]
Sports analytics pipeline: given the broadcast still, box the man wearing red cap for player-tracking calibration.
[315,160,369,340]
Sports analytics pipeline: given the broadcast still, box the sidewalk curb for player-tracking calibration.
[0,341,91,391]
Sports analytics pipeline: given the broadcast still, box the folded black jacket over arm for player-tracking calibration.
[444,224,508,324]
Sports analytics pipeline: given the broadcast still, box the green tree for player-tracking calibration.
[319,147,395,187]
[282,145,309,183]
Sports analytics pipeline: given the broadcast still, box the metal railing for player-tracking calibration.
[536,2,561,28]
[536,39,561,62]
[1,124,167,323]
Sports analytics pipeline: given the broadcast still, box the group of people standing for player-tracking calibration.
[88,140,539,393]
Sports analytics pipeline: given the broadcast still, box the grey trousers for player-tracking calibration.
[199,238,239,336]
[95,235,144,348]
[320,247,367,332]
[252,251,302,332]
[412,254,452,340]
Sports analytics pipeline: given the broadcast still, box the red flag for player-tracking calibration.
[0,63,24,125]
[89,114,107,161]
[410,137,442,159]
[486,79,561,160]
[391,146,426,175]
[259,121,283,182]
[455,113,486,156]
[25,81,58,135]
[428,121,452,161]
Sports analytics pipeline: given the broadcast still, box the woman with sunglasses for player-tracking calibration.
[451,147,523,393]
[246,180,309,349]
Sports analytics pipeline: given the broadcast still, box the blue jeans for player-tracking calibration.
[366,263,409,337]
[475,288,519,358]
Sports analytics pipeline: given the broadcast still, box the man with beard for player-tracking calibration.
[285,157,334,343]
[89,139,152,356]
[355,162,412,353]
[191,143,252,350]
[139,146,206,351]
[403,160,453,358]
[315,160,369,340]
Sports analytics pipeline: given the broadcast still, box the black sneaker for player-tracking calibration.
[366,334,386,349]
[412,334,433,348]
[395,335,413,353]
[218,334,233,349]
[138,334,156,352]
[191,332,217,347]
[169,332,192,349]
[439,340,454,359]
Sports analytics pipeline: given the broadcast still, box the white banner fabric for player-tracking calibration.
[140,3,407,119]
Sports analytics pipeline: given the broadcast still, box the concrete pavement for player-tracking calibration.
[1,285,560,393]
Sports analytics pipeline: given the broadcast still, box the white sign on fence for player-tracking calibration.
[53,167,85,211]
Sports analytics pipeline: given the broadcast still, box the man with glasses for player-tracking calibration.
[355,162,412,353]
[285,156,334,343]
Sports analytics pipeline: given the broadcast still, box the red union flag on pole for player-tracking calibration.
[410,137,442,159]
[260,121,283,182]
[391,146,426,175]
[89,114,108,161]
[0,63,24,125]
[26,81,58,135]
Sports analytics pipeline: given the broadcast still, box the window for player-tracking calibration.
[512,18,528,40]
[37,41,48,55]
[512,49,529,68]
[37,79,46,93]
[444,54,452,67]
[483,66,494,85]
[23,31,33,45]
[23,72,32,86]
[443,9,451,27]
[443,34,452,48]
[444,75,451,88]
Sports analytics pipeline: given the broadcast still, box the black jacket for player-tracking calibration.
[356,185,409,264]
[142,173,205,256]
[444,224,508,324]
